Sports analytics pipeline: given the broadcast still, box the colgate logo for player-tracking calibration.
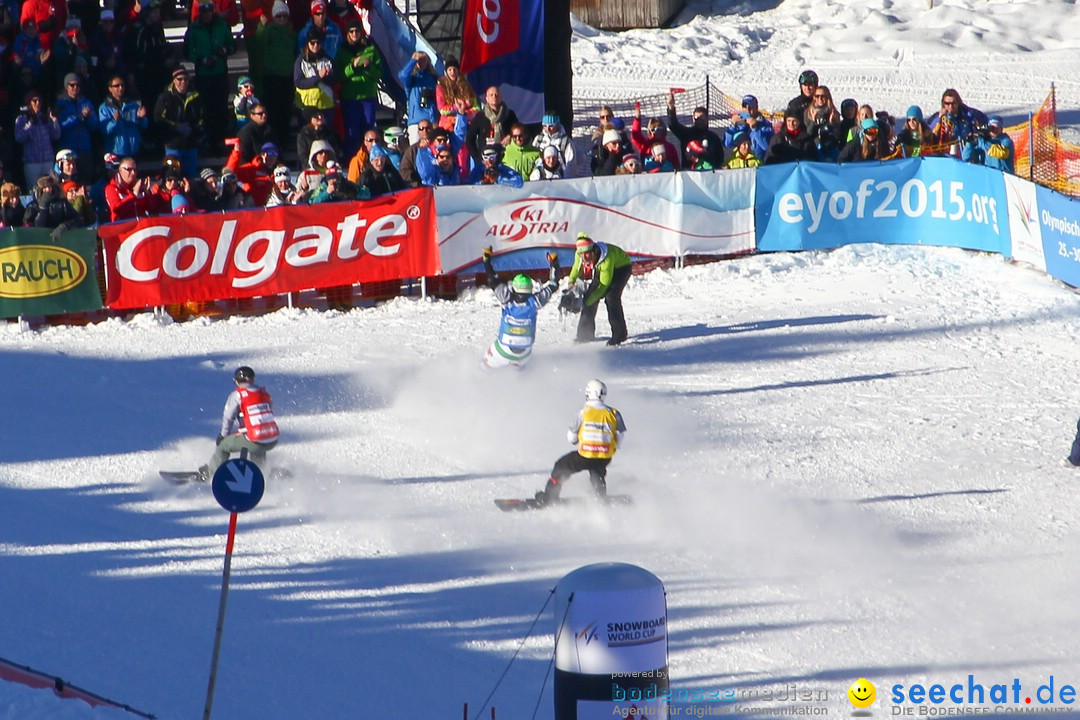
[475,0,501,43]
[486,204,569,242]
[117,212,410,289]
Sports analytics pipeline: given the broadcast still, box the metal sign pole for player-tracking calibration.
[202,511,238,720]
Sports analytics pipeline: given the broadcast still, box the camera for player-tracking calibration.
[419,88,434,109]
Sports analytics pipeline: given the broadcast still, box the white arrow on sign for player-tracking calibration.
[226,462,255,494]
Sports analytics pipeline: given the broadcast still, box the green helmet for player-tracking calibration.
[511,274,534,295]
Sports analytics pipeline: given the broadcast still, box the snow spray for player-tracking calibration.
[554,563,669,720]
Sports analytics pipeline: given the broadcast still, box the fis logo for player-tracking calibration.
[576,621,600,646]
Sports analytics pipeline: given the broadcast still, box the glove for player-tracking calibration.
[987,144,1008,160]
[547,252,559,268]
[215,435,224,446]
[481,246,492,260]
[49,225,64,242]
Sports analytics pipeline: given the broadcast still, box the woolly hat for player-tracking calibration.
[271,0,289,16]
[100,9,115,20]
[601,129,620,145]
[860,117,879,132]
[63,72,80,87]
[310,0,325,11]
[988,116,1003,128]
[611,117,625,131]
[575,232,595,253]
[368,145,388,160]
[220,169,238,182]
[542,112,559,126]
[171,194,189,214]
[260,142,279,155]
[650,143,666,157]
[542,145,560,158]
[273,164,291,179]
[237,75,253,88]
[621,153,640,168]
[906,105,923,121]
[200,167,219,181]
[741,94,758,108]
[103,153,120,170]
[443,54,460,69]
[730,131,749,147]
[61,180,78,194]
[687,139,707,155]
[172,66,189,79]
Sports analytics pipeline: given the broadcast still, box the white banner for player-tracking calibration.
[1002,173,1046,271]
[434,171,756,275]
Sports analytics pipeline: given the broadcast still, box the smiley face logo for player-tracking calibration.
[848,678,876,709]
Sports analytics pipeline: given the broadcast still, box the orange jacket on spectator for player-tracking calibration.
[226,148,274,206]
[346,146,370,184]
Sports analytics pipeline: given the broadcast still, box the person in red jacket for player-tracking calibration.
[226,141,278,206]
[199,366,279,481]
[104,157,163,222]
[19,0,66,51]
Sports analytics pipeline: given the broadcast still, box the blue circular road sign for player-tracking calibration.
[211,458,265,513]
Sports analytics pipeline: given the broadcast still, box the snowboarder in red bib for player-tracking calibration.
[535,379,626,505]
[199,366,280,481]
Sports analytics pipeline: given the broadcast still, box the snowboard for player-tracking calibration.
[159,467,293,485]
[494,495,633,512]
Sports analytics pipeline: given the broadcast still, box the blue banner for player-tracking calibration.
[756,157,1010,255]
[1037,185,1080,288]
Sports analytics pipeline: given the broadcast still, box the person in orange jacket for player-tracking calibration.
[226,140,278,206]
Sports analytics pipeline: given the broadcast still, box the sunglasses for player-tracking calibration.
[482,153,499,160]
[418,125,432,131]
[364,137,377,143]
[250,110,265,116]
[120,166,137,172]
[813,93,828,99]
[599,114,612,120]
[943,100,957,106]
[110,83,124,88]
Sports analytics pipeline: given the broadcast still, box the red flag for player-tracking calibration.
[460,0,521,75]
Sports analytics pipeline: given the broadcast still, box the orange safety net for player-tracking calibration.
[1007,87,1080,198]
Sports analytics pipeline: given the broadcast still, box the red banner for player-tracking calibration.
[98,189,439,309]
[459,0,521,75]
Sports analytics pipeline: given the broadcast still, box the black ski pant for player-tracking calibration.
[545,451,611,498]
[1069,417,1080,466]
[576,263,632,343]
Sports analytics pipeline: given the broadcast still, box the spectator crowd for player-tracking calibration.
[0,0,1018,234]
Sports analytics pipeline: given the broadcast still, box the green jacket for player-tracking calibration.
[253,21,296,81]
[568,242,633,307]
[336,40,383,101]
[503,142,540,179]
[185,18,236,77]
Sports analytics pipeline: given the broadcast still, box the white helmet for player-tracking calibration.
[584,379,607,401]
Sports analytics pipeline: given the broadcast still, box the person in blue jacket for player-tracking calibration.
[480,246,559,369]
[468,142,523,188]
[723,94,774,159]
[963,116,1015,174]
[398,51,438,144]
[98,75,148,157]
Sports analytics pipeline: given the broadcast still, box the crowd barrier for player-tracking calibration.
[2,157,1079,323]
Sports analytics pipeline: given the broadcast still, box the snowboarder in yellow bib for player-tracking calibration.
[566,232,633,345]
[535,379,627,505]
